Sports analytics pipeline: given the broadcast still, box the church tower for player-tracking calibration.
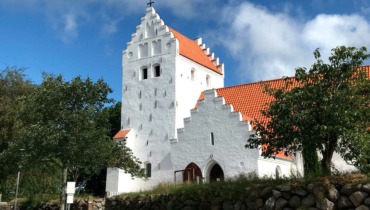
[106,7,224,194]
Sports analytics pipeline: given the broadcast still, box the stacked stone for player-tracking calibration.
[106,182,370,210]
[8,198,106,210]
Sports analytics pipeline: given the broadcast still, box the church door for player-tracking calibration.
[209,163,224,182]
[183,162,202,183]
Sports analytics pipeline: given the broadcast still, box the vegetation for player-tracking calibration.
[121,172,370,200]
[0,67,35,151]
[0,69,144,209]
[246,46,370,176]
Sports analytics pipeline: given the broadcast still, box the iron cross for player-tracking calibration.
[147,0,154,7]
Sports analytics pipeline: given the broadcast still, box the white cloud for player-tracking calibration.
[214,2,370,82]
[58,14,78,43]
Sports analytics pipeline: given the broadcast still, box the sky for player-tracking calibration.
[1,0,370,101]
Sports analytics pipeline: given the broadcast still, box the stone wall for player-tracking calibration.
[3,178,370,210]
[0,197,105,210]
[106,182,370,210]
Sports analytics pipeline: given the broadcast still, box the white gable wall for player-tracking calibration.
[111,7,180,193]
[171,89,301,181]
[172,89,258,181]
[174,55,224,134]
[108,7,226,193]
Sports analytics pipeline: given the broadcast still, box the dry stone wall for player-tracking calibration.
[2,179,370,210]
[106,182,370,210]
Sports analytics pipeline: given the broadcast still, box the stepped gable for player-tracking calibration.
[113,129,131,139]
[197,78,295,123]
[169,28,223,75]
[198,65,370,123]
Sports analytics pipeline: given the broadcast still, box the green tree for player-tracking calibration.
[0,67,34,152]
[106,101,122,138]
[80,101,122,196]
[246,46,370,176]
[0,67,39,200]
[5,74,143,209]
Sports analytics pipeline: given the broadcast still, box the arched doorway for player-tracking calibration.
[209,163,224,182]
[183,162,202,183]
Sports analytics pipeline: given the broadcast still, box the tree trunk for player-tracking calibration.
[302,145,320,177]
[321,156,332,176]
[60,167,68,210]
[321,137,337,176]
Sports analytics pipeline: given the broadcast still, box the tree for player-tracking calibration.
[106,101,122,138]
[0,67,34,152]
[6,74,143,210]
[0,67,39,199]
[246,46,370,176]
[80,101,122,196]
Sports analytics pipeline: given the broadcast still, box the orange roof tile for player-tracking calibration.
[197,65,370,160]
[113,129,131,139]
[169,28,223,75]
[199,65,370,124]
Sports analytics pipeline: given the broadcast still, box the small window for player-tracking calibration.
[191,69,196,81]
[139,103,142,110]
[206,75,211,88]
[154,88,157,96]
[210,132,214,145]
[154,65,161,77]
[154,100,158,109]
[141,68,148,80]
[139,91,142,98]
[149,114,152,122]
[145,163,152,177]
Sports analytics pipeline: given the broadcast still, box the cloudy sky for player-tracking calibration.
[1,0,370,101]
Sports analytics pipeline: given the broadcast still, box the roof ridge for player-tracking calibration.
[168,27,223,75]
[217,76,295,91]
[217,64,370,91]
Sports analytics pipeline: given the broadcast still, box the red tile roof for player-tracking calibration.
[113,129,131,139]
[169,28,223,75]
[199,65,370,123]
[197,65,370,160]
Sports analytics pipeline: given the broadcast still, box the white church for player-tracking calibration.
[105,7,355,195]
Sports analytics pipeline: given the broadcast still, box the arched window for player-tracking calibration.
[191,68,196,81]
[145,163,152,177]
[206,75,211,88]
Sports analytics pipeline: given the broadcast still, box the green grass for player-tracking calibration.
[118,172,370,199]
[122,172,295,198]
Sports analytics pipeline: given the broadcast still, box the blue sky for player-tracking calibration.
[1,0,370,101]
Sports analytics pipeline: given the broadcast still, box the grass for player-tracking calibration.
[118,172,370,199]
[122,172,296,198]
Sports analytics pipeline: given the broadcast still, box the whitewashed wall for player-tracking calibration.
[175,55,224,131]
[172,89,260,182]
[107,7,226,194]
